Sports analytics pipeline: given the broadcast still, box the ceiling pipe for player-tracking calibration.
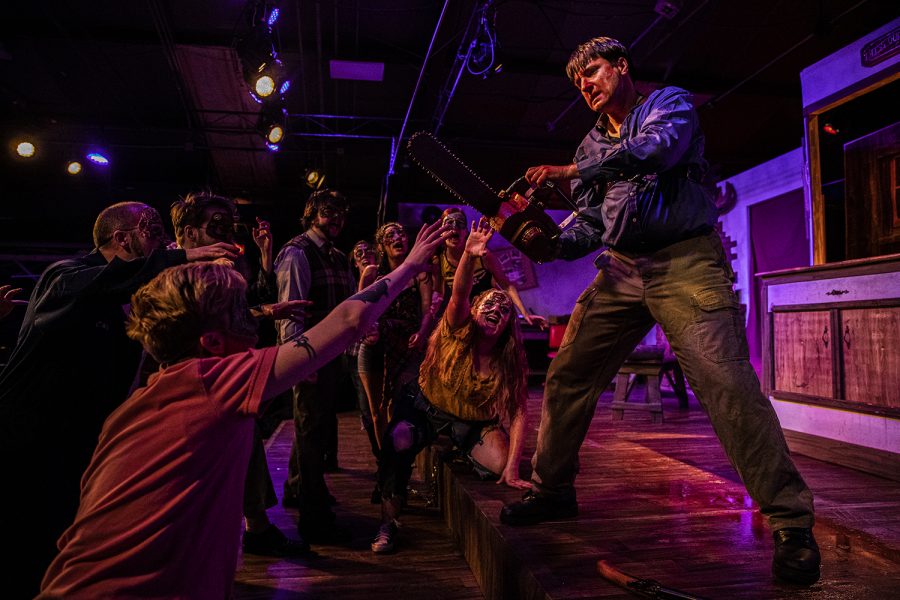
[432,2,486,135]
[378,0,451,224]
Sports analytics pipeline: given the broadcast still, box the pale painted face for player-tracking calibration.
[352,241,376,270]
[442,213,468,248]
[472,290,513,336]
[380,224,408,259]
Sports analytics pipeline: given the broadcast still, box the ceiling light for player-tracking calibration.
[16,141,36,158]
[86,152,110,165]
[304,168,325,189]
[257,105,288,145]
[66,161,83,175]
[255,74,276,97]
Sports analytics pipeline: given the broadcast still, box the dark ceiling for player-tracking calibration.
[1,0,897,248]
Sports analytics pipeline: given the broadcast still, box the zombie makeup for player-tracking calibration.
[441,213,467,230]
[473,290,513,331]
[352,241,376,268]
[129,208,167,256]
[318,204,348,220]
[377,223,407,253]
[201,211,237,242]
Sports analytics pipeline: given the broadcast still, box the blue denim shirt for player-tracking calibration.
[559,86,718,258]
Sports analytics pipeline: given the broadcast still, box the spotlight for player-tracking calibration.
[237,21,288,104]
[66,161,83,175]
[266,143,280,152]
[823,123,840,135]
[304,168,325,189]
[16,141,36,158]
[86,152,110,165]
[258,105,288,145]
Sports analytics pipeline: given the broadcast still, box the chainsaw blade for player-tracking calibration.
[407,131,502,216]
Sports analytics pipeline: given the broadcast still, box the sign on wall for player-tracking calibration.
[492,245,538,290]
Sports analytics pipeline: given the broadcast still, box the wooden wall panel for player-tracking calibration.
[774,311,833,396]
[842,307,900,408]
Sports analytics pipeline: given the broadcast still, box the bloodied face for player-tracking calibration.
[128,208,167,257]
[441,212,468,248]
[376,223,408,260]
[472,290,513,336]
[352,241,376,270]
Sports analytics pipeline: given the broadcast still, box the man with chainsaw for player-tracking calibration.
[498,36,820,586]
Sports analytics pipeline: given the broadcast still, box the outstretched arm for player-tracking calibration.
[446,218,492,329]
[264,221,448,399]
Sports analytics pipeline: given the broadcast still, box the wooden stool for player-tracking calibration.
[610,346,667,423]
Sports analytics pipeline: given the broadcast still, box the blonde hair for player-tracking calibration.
[420,290,527,420]
[126,263,254,364]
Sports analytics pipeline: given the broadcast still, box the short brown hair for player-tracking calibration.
[565,36,632,83]
[126,263,256,364]
[302,189,349,230]
[170,191,236,246]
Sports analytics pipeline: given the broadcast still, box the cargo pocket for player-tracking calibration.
[690,286,749,363]
[559,285,599,349]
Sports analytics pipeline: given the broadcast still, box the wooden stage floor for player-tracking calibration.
[234,388,900,599]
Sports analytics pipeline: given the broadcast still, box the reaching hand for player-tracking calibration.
[524,163,578,187]
[252,217,272,255]
[184,242,241,263]
[497,468,531,490]
[263,300,311,323]
[524,314,548,329]
[464,217,493,257]
[404,220,451,272]
[0,285,26,320]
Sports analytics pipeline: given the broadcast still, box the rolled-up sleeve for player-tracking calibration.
[274,246,311,343]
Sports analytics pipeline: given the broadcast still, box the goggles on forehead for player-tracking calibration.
[202,212,237,241]
[442,215,467,229]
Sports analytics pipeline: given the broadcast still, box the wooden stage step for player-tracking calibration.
[236,388,900,599]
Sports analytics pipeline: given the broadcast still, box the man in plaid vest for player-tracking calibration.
[275,189,356,544]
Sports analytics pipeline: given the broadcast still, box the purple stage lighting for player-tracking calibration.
[267,8,280,27]
[86,152,110,165]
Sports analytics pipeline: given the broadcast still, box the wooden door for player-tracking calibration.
[773,311,833,397]
[841,307,900,408]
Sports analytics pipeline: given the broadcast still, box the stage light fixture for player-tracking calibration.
[86,152,110,165]
[66,161,83,175]
[304,168,325,189]
[257,105,287,145]
[466,3,499,78]
[16,141,36,158]
[266,142,280,152]
[267,7,280,27]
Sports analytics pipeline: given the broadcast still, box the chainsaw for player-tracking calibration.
[407,131,573,263]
